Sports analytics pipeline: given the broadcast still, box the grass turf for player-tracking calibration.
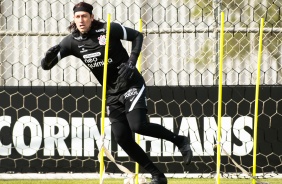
[2,178,281,184]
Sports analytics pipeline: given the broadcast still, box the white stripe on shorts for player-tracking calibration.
[128,85,145,112]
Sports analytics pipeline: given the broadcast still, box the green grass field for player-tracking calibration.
[2,179,281,184]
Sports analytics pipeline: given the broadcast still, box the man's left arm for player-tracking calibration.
[110,22,143,66]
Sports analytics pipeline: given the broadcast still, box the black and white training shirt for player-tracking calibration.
[42,22,144,96]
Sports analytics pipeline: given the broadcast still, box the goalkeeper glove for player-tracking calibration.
[117,54,137,79]
[118,61,135,79]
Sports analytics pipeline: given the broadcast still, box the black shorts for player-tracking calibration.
[107,84,147,123]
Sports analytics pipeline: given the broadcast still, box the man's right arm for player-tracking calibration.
[41,44,61,70]
[41,36,71,70]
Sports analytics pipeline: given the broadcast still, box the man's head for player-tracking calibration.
[73,2,94,34]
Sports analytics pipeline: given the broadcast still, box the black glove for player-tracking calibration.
[45,44,61,62]
[118,60,136,79]
[41,44,61,70]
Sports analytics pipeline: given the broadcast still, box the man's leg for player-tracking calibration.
[111,120,167,184]
[126,108,193,165]
[126,108,184,145]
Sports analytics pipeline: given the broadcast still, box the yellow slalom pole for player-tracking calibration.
[135,18,143,184]
[137,19,142,72]
[99,13,111,184]
[252,18,264,184]
[216,11,224,184]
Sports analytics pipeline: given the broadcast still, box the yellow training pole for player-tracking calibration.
[99,13,111,184]
[216,11,224,184]
[135,18,143,184]
[137,19,142,72]
[252,18,264,184]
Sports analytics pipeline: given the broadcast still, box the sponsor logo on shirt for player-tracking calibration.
[83,56,113,69]
[83,52,101,59]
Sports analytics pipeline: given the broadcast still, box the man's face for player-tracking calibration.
[74,11,94,34]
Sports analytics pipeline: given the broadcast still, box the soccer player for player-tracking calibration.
[40,2,193,184]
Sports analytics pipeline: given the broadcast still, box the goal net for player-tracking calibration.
[0,0,282,181]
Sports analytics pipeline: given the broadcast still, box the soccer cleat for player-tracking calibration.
[178,136,193,165]
[149,174,168,184]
